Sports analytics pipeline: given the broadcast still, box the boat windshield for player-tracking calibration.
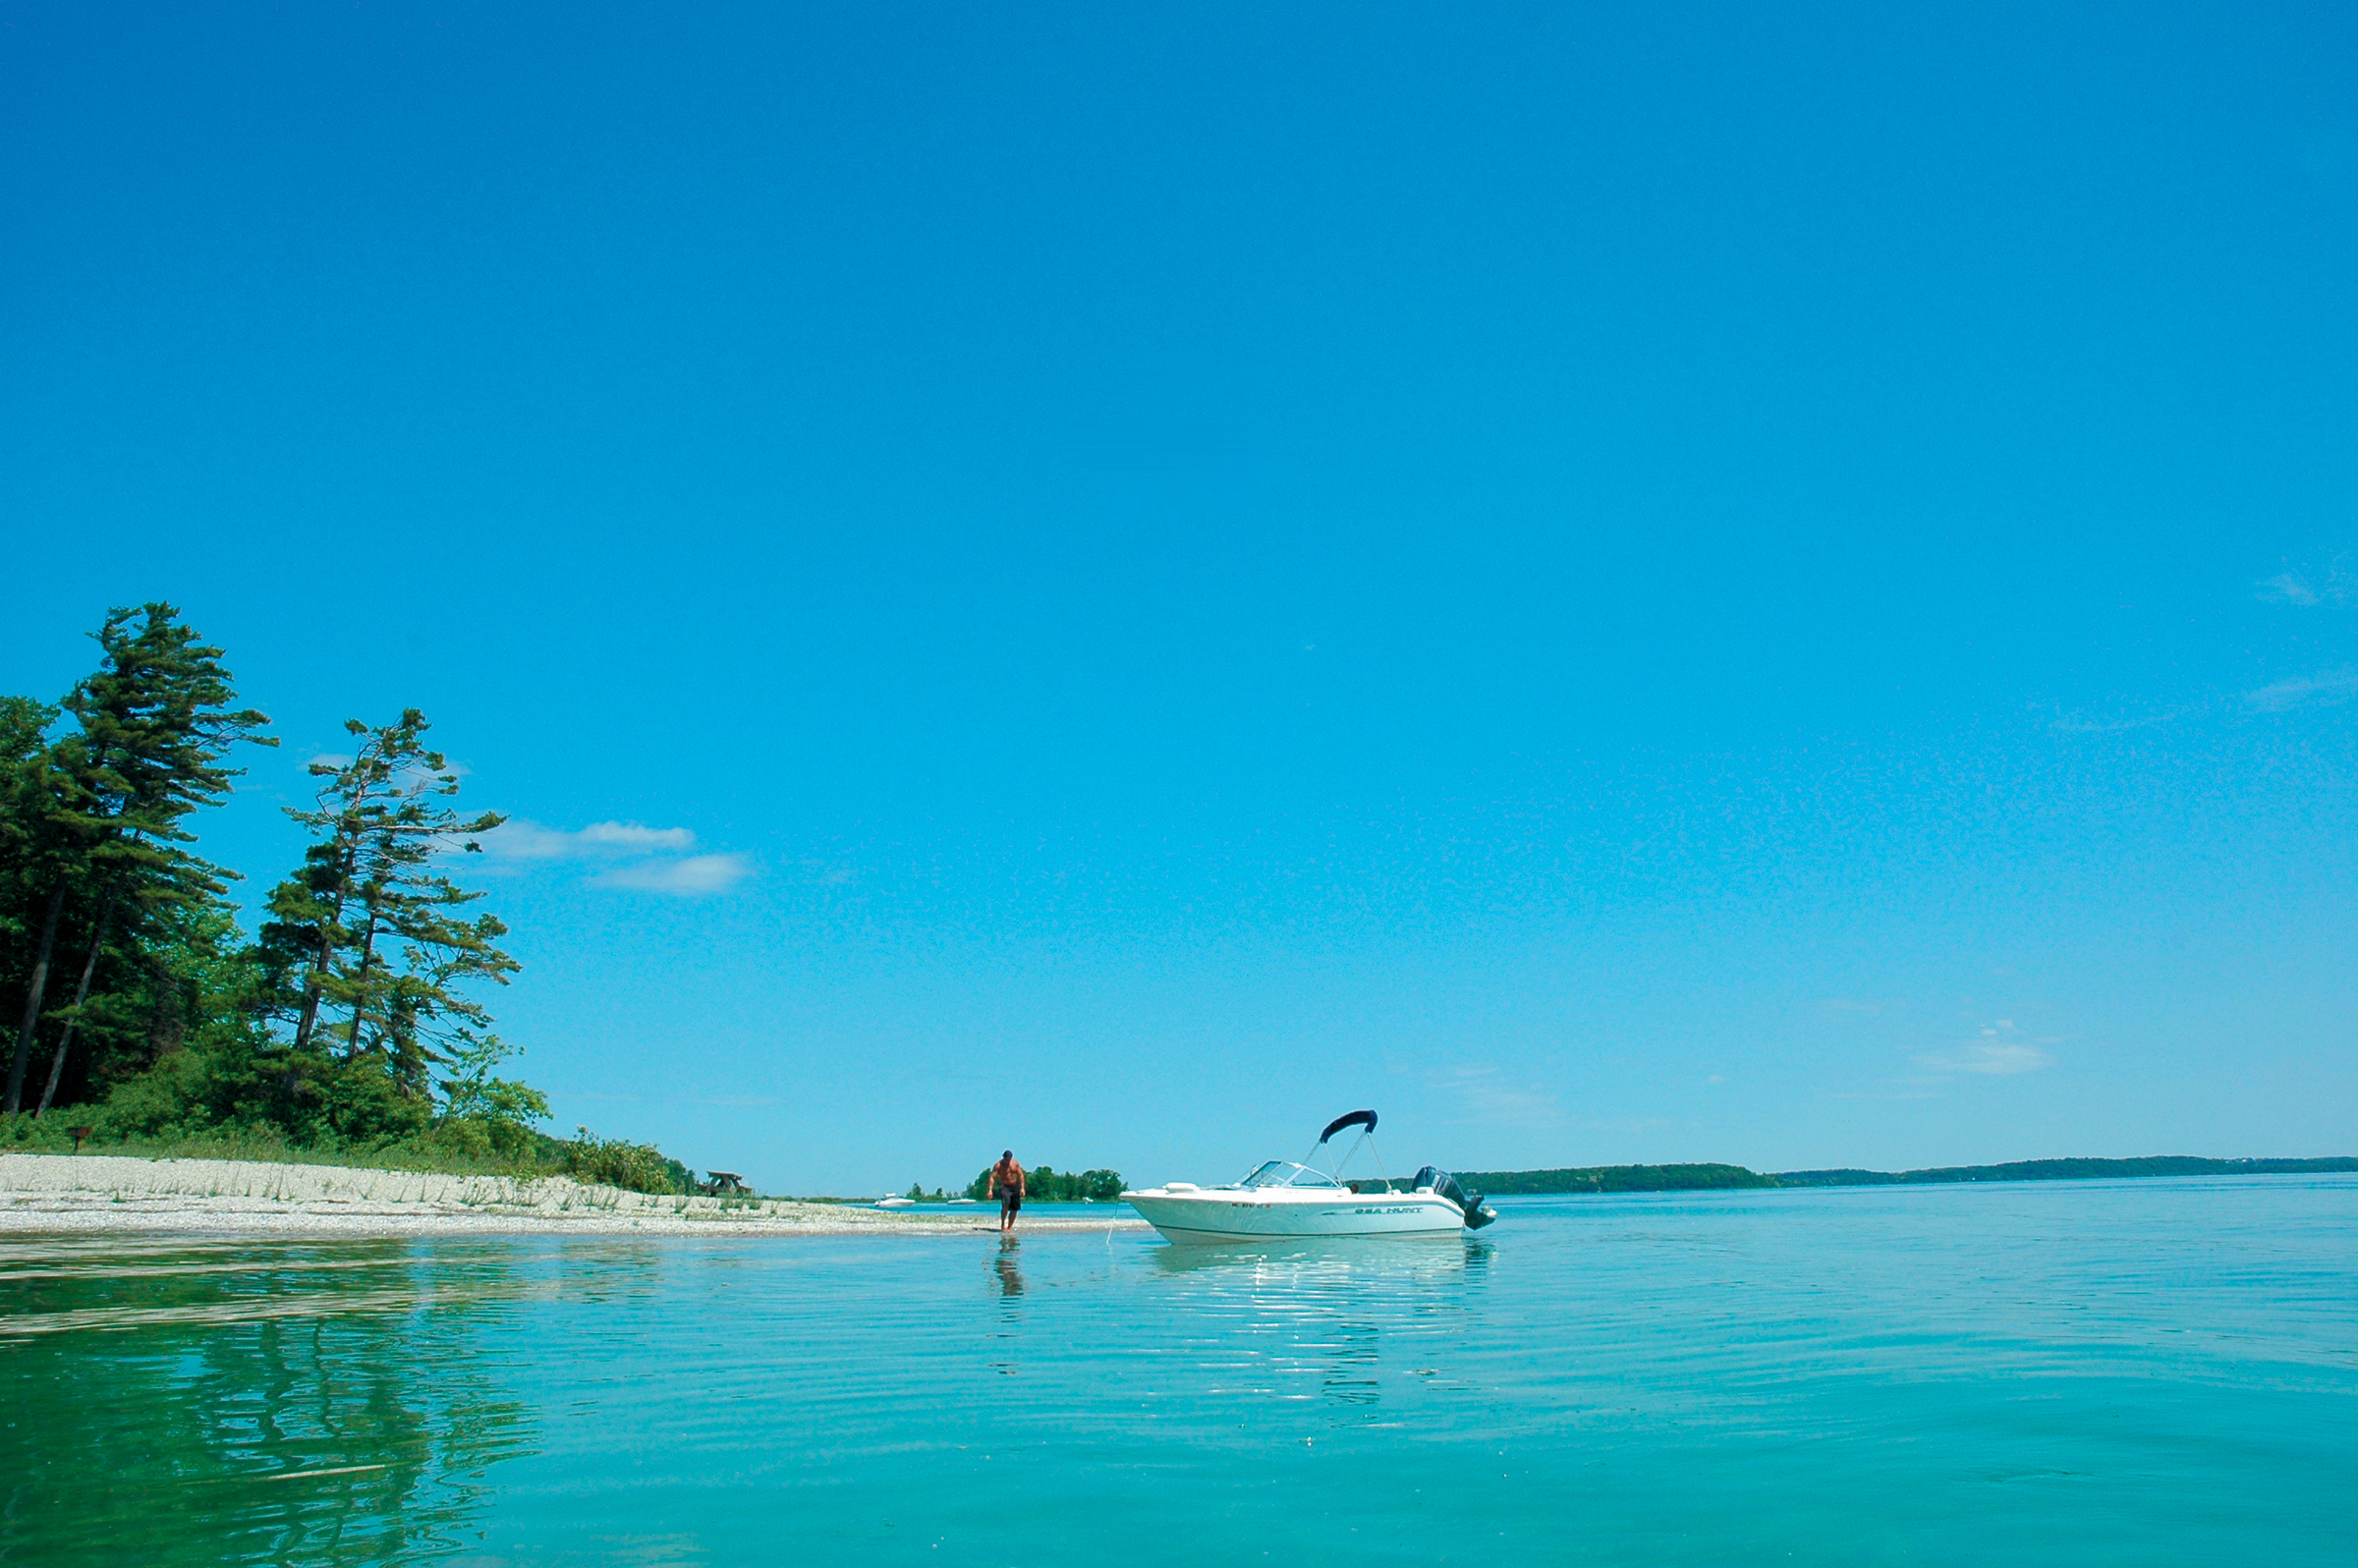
[1238,1160,1341,1190]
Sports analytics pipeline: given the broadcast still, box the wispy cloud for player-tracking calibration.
[2049,561,2357,733]
[483,819,698,860]
[1929,1042,2053,1075]
[2257,572,2325,606]
[595,854,753,896]
[2244,667,2358,713]
[1916,1021,2054,1077]
[580,821,696,851]
[2256,560,2353,607]
[2053,663,2358,730]
[481,819,751,897]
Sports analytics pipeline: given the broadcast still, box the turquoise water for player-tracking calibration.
[5,1177,2354,1565]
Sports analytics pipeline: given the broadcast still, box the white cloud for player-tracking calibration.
[595,854,752,896]
[1956,1043,2050,1075]
[478,818,750,896]
[482,819,699,860]
[2245,667,2358,713]
[1917,1021,2053,1077]
[579,821,696,851]
[2256,571,2324,606]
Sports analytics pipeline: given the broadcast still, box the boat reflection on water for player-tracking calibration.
[1141,1235,1496,1418]
[1149,1233,1492,1280]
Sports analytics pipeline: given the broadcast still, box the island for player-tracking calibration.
[1429,1154,2358,1196]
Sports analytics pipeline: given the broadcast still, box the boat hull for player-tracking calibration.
[1124,1190,1467,1243]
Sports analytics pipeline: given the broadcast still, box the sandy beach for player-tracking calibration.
[0,1153,1148,1239]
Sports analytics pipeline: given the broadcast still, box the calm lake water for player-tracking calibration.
[4,1177,2354,1566]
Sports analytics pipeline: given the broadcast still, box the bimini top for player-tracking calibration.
[1318,1109,1377,1144]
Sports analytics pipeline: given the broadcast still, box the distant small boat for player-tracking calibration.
[947,1197,978,1205]
[874,1196,917,1208]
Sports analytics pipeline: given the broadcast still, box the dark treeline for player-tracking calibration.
[964,1164,1125,1203]
[1445,1155,2358,1196]
[1771,1155,2358,1187]
[1,604,691,1193]
[1454,1163,1777,1195]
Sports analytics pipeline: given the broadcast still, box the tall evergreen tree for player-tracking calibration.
[0,696,62,982]
[264,710,509,1103]
[2,701,72,1117]
[0,698,58,853]
[5,605,270,1115]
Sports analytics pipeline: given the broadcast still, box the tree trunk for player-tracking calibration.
[344,894,382,1058]
[293,924,331,1051]
[5,883,68,1115]
[284,889,340,1099]
[144,952,188,1059]
[34,889,115,1118]
[292,853,356,1053]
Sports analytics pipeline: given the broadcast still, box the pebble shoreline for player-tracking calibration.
[0,1153,1149,1239]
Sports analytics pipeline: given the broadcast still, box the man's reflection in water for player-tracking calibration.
[994,1237,1026,1298]
[1323,1321,1381,1407]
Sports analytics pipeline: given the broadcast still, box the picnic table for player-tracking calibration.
[705,1171,749,1196]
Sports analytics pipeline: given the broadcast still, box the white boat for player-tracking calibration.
[874,1196,917,1208]
[1123,1110,1497,1243]
[946,1197,979,1205]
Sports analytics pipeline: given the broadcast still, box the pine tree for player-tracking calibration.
[0,700,62,1032]
[265,710,510,1106]
[5,606,270,1115]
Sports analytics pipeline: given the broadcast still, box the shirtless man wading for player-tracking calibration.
[991,1151,1025,1233]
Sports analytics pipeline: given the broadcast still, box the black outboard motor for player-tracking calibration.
[1411,1166,1498,1230]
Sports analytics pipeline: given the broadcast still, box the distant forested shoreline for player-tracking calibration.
[1454,1163,1777,1195]
[1452,1155,2358,1196]
[1769,1155,2358,1187]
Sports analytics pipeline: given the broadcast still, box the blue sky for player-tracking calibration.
[4,3,2353,1193]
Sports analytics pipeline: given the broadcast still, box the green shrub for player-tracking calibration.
[560,1128,691,1195]
[2,1050,690,1189]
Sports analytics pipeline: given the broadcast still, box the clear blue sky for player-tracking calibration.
[4,4,2352,1193]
